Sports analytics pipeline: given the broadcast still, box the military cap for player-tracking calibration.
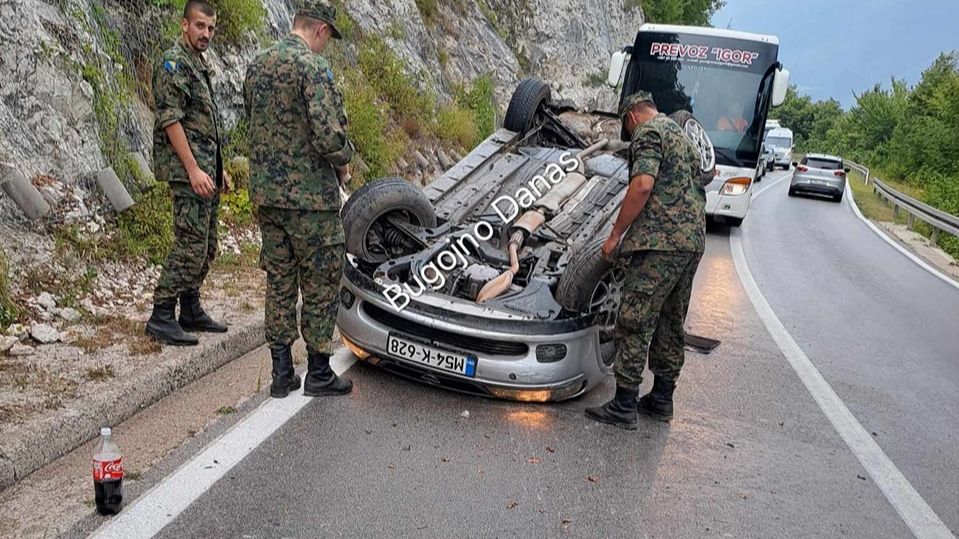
[296,0,342,39]
[618,90,656,118]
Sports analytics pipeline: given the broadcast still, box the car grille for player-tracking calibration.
[362,303,530,356]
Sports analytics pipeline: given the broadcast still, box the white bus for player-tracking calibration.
[608,24,789,226]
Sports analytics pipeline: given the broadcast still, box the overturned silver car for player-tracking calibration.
[335,66,720,402]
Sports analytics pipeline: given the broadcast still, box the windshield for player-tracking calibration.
[766,136,791,148]
[621,30,780,168]
[804,157,841,170]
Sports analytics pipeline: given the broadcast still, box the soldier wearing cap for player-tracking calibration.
[585,91,706,429]
[146,0,230,346]
[243,0,354,398]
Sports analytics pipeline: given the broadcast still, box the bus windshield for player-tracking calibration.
[621,30,780,168]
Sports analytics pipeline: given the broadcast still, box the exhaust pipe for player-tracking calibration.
[475,139,610,303]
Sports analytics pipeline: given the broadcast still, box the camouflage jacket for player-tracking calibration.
[152,38,223,185]
[243,34,354,211]
[620,113,706,253]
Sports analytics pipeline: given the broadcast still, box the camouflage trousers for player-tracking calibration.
[154,184,220,303]
[257,207,344,356]
[613,250,703,390]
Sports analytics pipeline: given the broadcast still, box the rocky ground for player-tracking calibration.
[0,177,265,436]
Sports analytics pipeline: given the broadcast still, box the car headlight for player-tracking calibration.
[720,177,752,196]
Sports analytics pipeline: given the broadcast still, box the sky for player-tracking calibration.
[710,0,959,108]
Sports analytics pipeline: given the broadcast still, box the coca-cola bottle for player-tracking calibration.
[93,427,123,515]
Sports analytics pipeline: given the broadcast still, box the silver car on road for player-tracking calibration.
[788,153,850,202]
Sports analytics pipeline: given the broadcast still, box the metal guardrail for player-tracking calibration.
[845,159,959,243]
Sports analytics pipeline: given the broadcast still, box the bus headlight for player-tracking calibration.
[720,177,752,196]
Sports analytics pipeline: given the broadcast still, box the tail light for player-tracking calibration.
[796,166,809,172]
[720,177,752,196]
[834,170,846,178]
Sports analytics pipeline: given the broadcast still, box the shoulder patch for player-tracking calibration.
[326,67,334,82]
[163,60,179,73]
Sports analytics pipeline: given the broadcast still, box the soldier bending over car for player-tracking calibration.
[586,91,707,430]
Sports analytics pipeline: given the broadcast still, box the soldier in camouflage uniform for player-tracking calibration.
[146,0,230,346]
[243,0,354,398]
[585,91,706,429]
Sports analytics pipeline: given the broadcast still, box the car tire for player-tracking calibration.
[503,78,551,134]
[833,192,844,203]
[788,187,797,197]
[341,177,438,264]
[555,238,624,369]
[669,110,716,186]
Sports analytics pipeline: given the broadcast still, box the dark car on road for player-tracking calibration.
[788,154,850,202]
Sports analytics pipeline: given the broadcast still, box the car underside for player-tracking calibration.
[335,79,715,402]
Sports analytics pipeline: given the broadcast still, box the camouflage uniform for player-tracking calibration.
[243,31,353,355]
[152,37,224,303]
[614,106,706,390]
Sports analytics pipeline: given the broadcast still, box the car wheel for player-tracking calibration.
[669,110,716,186]
[555,238,624,370]
[341,177,437,265]
[503,78,551,134]
[833,192,844,203]
[788,187,796,197]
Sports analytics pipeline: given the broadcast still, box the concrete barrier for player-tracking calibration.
[0,163,51,220]
[95,167,135,213]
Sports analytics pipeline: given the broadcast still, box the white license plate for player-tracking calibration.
[386,334,477,377]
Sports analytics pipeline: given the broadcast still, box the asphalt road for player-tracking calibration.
[90,170,957,538]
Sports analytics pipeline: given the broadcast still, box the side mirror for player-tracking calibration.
[844,167,851,173]
[771,68,790,107]
[607,50,629,87]
[791,162,798,168]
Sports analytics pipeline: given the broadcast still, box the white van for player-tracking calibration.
[765,127,793,169]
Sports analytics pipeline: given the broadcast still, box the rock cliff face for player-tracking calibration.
[0,0,643,185]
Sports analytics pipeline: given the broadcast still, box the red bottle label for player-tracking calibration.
[93,458,124,481]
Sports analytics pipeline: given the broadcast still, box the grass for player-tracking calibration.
[0,249,19,331]
[847,169,959,259]
[80,315,162,355]
[414,0,438,25]
[84,364,116,381]
[107,185,174,265]
[846,170,899,222]
[216,405,236,415]
[212,241,260,271]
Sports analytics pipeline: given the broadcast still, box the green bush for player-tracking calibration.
[341,73,409,180]
[108,185,174,265]
[158,0,265,43]
[455,75,496,142]
[414,0,438,25]
[0,249,19,331]
[631,0,725,26]
[435,105,478,150]
[221,187,255,227]
[358,36,435,136]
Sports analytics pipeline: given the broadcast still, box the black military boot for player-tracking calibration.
[584,385,639,430]
[303,352,352,396]
[145,299,199,346]
[178,290,228,333]
[269,345,302,398]
[637,377,676,422]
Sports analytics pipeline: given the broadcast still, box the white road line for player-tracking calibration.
[735,179,954,539]
[844,182,959,290]
[90,351,358,539]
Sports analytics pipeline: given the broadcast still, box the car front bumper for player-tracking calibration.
[335,264,610,402]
